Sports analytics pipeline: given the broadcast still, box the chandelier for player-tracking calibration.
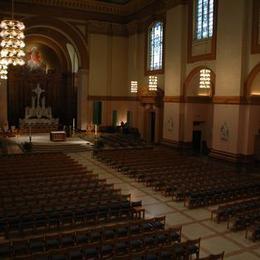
[0,64,8,79]
[0,0,26,67]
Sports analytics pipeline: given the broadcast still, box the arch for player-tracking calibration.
[244,63,260,97]
[25,35,70,72]
[22,16,88,70]
[183,66,215,151]
[66,43,79,73]
[26,26,74,71]
[183,66,216,97]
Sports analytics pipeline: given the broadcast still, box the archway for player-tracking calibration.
[6,16,88,128]
[245,63,260,97]
[183,66,215,153]
[22,16,88,70]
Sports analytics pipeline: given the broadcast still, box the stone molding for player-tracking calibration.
[7,0,155,16]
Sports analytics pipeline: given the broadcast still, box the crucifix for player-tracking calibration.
[32,83,45,108]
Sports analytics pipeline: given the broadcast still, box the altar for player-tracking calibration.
[50,131,66,142]
[19,84,59,133]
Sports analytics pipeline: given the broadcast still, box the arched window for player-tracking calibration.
[147,21,164,72]
[195,0,214,40]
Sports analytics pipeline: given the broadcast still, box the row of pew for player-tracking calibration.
[211,197,260,241]
[94,148,260,209]
[99,134,148,148]
[0,152,215,259]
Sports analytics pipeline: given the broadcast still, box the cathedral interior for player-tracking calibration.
[0,0,260,259]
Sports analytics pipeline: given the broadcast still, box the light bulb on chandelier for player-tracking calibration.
[199,68,211,89]
[0,0,26,67]
[0,64,8,80]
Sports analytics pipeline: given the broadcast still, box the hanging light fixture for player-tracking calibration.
[0,64,8,80]
[199,68,211,89]
[0,0,26,67]
[148,75,158,91]
[130,80,138,93]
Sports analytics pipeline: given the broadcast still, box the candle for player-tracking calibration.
[72,118,75,135]
[94,124,98,136]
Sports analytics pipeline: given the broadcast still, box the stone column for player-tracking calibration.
[77,69,88,130]
[0,79,8,128]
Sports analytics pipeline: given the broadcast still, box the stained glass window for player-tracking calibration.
[148,21,163,71]
[195,0,214,40]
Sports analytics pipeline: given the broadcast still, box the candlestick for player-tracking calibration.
[72,118,75,135]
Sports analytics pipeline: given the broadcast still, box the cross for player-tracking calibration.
[32,83,45,108]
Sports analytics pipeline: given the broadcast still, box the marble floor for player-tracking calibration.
[7,134,92,153]
[69,151,260,260]
[11,133,92,146]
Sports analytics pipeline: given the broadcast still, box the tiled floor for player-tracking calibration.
[13,133,89,145]
[69,151,260,259]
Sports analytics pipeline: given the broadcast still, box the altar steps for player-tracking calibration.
[31,143,91,154]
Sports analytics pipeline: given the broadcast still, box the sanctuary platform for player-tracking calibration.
[9,133,92,153]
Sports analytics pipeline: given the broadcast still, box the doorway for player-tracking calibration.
[192,130,202,152]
